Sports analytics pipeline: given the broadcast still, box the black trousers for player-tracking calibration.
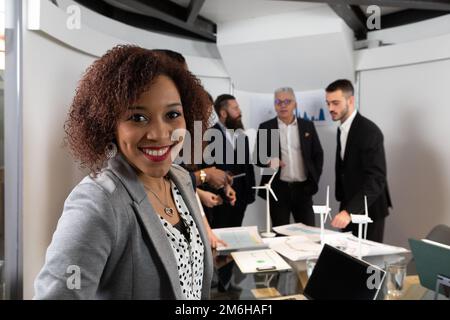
[343,217,385,243]
[269,180,316,227]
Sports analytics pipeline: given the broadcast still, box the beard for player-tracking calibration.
[331,103,350,122]
[225,116,244,130]
[339,103,350,122]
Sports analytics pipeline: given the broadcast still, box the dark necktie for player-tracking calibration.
[337,127,341,151]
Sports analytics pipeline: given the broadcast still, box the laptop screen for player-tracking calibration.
[304,244,386,300]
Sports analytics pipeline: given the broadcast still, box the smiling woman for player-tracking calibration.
[116,75,187,178]
[33,45,213,300]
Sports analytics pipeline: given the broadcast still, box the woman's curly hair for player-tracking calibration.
[64,45,211,173]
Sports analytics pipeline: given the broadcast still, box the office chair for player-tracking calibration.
[407,224,450,275]
[408,224,450,299]
[426,224,450,298]
[426,224,450,246]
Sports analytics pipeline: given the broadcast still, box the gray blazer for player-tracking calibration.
[34,154,213,299]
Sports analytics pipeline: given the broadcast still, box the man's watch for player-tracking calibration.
[200,170,207,184]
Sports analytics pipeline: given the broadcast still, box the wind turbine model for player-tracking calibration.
[350,195,373,259]
[312,185,332,245]
[253,169,279,238]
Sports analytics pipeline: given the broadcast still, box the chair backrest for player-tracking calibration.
[409,238,450,297]
[408,224,450,276]
[426,224,450,246]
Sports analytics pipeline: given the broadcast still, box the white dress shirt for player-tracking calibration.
[339,110,357,160]
[277,117,307,182]
[217,121,235,149]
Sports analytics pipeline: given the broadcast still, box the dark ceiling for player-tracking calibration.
[69,0,450,42]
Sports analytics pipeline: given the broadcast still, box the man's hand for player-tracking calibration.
[225,171,234,186]
[223,184,237,206]
[331,210,352,229]
[204,167,228,189]
[268,158,286,170]
[197,189,223,208]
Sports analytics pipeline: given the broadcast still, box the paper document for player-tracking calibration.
[350,214,373,223]
[338,235,408,257]
[266,224,408,261]
[273,222,340,242]
[313,205,330,214]
[231,249,292,273]
[262,235,310,246]
[269,236,323,261]
[214,226,267,253]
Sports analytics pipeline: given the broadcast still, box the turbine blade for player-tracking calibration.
[268,168,278,185]
[326,185,330,220]
[364,195,369,217]
[268,187,278,201]
[364,223,368,240]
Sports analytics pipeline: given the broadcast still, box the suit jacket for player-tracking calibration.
[255,117,324,197]
[336,112,392,220]
[34,154,213,299]
[204,122,256,209]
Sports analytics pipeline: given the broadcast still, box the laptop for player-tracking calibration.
[301,244,386,300]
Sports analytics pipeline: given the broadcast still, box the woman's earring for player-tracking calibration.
[105,142,118,159]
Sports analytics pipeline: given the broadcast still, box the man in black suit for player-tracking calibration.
[326,79,392,242]
[255,87,324,227]
[206,94,256,292]
[206,94,256,228]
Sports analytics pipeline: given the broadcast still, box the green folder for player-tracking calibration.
[409,238,450,293]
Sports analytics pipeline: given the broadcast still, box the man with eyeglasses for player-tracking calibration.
[254,87,324,227]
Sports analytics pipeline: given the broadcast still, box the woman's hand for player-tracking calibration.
[197,189,223,208]
[201,215,226,250]
[208,229,227,250]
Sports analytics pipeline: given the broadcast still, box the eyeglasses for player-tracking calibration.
[275,98,293,107]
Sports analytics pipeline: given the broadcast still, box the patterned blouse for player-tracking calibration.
[158,181,205,299]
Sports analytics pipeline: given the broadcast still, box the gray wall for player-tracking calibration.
[358,58,450,248]
[22,26,93,299]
